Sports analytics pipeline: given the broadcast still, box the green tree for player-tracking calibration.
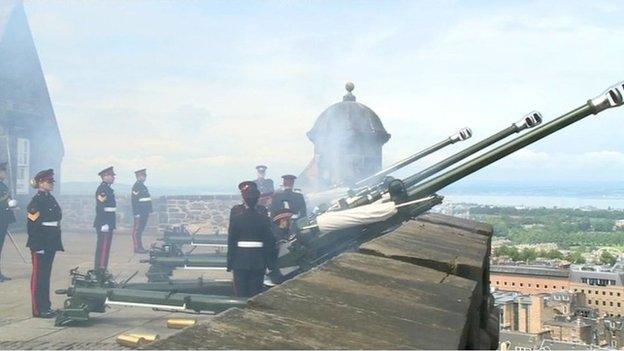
[600,251,617,266]
[567,251,586,264]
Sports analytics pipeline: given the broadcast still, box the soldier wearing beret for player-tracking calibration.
[270,175,307,219]
[0,162,16,282]
[131,168,152,254]
[26,169,63,318]
[254,165,274,208]
[93,166,116,274]
[227,181,277,297]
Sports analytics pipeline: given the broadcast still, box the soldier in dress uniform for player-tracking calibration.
[131,168,152,254]
[227,181,277,297]
[271,208,295,241]
[254,165,274,208]
[93,166,116,274]
[0,162,16,282]
[26,169,63,318]
[270,175,307,219]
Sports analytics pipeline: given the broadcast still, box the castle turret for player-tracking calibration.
[299,83,390,191]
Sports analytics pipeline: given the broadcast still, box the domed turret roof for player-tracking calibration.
[307,83,391,144]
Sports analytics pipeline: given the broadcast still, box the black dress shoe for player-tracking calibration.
[0,274,11,282]
[34,310,57,319]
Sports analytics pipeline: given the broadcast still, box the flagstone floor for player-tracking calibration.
[0,229,229,350]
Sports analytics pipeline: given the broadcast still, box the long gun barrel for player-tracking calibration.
[355,127,472,187]
[407,82,624,199]
[401,112,542,188]
[55,285,246,326]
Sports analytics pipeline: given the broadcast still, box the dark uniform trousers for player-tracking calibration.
[131,215,148,250]
[30,250,55,315]
[94,228,113,271]
[93,182,116,272]
[131,180,152,251]
[227,207,277,298]
[0,222,7,265]
[233,269,265,297]
[26,190,63,316]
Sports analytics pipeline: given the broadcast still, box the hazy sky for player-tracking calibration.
[23,0,624,190]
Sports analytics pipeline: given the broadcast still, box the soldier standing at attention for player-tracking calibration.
[131,168,152,254]
[227,181,277,297]
[0,162,16,282]
[254,165,274,208]
[26,169,63,318]
[93,166,116,274]
[270,175,307,219]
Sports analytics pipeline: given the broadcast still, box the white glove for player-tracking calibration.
[36,250,44,255]
[101,224,110,232]
[134,214,140,218]
[7,199,17,208]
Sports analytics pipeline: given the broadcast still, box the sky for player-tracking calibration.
[21,0,624,191]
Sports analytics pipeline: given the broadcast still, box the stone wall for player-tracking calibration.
[55,194,241,234]
[155,195,240,234]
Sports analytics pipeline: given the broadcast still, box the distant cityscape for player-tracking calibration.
[439,202,624,349]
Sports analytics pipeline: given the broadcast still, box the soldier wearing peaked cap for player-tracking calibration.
[270,175,307,219]
[131,169,152,254]
[227,181,277,297]
[26,169,63,318]
[93,166,116,274]
[0,162,16,282]
[254,165,274,208]
[230,181,268,219]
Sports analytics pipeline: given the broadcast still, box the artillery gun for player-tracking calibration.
[55,81,624,326]
[160,225,228,248]
[305,127,473,209]
[274,81,623,277]
[54,268,245,326]
[143,243,227,282]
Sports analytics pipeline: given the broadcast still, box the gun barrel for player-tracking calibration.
[69,286,246,313]
[355,127,472,187]
[402,112,542,188]
[407,81,624,199]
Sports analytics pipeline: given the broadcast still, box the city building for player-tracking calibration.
[570,264,624,317]
[491,265,571,294]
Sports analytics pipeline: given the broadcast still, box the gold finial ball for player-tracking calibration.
[345,82,355,92]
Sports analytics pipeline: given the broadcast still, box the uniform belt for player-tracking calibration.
[237,241,264,248]
[138,197,152,202]
[42,221,59,227]
[104,207,117,212]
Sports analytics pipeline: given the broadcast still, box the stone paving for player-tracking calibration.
[0,228,228,349]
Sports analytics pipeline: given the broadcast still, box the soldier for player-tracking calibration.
[131,168,152,254]
[93,166,116,274]
[26,169,63,318]
[227,181,277,297]
[0,162,16,282]
[270,175,307,219]
[254,165,274,208]
[271,208,295,242]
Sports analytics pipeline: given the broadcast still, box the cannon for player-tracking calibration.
[55,81,624,326]
[326,111,543,211]
[54,269,245,326]
[271,81,624,278]
[305,127,473,209]
[142,244,227,282]
[160,225,228,248]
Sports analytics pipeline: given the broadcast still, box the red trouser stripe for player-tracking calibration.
[99,233,109,269]
[30,252,40,315]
